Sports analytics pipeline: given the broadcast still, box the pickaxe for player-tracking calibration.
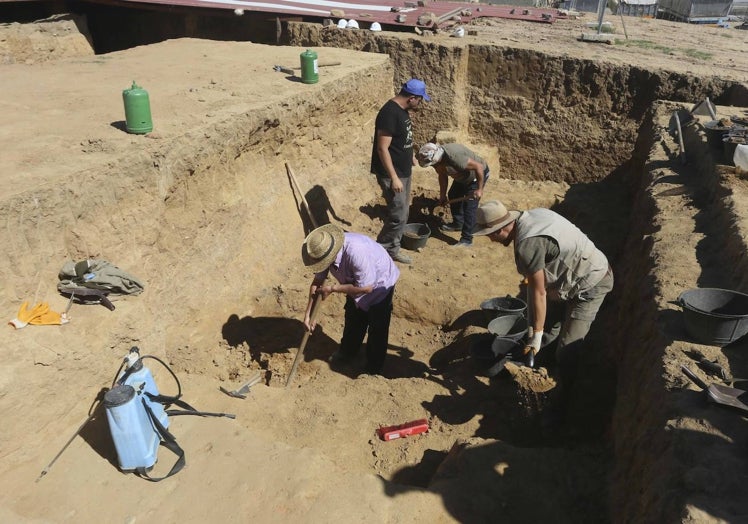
[423,194,475,216]
[220,371,263,399]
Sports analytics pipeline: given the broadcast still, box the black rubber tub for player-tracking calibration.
[470,336,521,377]
[703,119,733,150]
[401,223,430,251]
[479,295,527,322]
[677,288,748,346]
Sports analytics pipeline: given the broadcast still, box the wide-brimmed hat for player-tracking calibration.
[417,143,444,167]
[302,224,345,272]
[473,200,520,236]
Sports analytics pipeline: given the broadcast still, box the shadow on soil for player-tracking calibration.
[222,314,337,364]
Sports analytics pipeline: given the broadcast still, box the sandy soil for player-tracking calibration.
[1,12,748,523]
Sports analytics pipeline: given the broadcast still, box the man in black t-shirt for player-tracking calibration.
[371,78,431,265]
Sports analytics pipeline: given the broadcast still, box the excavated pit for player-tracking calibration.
[2,16,748,523]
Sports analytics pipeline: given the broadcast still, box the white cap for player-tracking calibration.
[370,22,382,31]
[347,19,359,29]
[452,26,465,38]
[337,19,348,29]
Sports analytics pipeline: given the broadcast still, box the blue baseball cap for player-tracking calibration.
[401,78,430,101]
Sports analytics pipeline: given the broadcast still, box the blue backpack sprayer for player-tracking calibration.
[103,346,235,481]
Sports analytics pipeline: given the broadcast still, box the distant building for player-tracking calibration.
[730,0,748,16]
[657,0,734,22]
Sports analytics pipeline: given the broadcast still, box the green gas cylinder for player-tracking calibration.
[122,81,153,134]
[300,49,319,85]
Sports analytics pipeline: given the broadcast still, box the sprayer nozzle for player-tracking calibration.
[124,348,142,370]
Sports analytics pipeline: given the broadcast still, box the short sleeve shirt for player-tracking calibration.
[315,233,400,311]
[441,143,488,184]
[515,236,560,276]
[370,99,413,179]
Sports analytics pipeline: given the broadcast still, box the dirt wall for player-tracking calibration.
[0,13,93,64]
[606,102,748,522]
[286,23,748,185]
[0,42,393,344]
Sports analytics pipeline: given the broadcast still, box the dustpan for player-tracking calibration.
[681,365,748,414]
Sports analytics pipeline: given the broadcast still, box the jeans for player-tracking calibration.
[376,176,412,257]
[448,169,489,243]
[339,287,395,374]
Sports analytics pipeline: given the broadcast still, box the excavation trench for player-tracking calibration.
[2,19,748,523]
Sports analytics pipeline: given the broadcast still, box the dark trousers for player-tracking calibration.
[339,287,395,374]
[448,169,489,243]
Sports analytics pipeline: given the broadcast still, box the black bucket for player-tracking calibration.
[677,288,748,346]
[703,120,732,151]
[470,336,520,377]
[480,295,527,322]
[401,223,431,251]
[723,135,747,166]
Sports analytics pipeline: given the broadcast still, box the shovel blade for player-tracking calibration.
[707,384,748,414]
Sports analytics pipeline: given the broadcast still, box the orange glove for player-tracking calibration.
[8,302,66,329]
[28,303,65,326]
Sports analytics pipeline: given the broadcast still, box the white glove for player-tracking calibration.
[527,330,544,353]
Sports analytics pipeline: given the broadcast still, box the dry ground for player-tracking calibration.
[1,11,747,523]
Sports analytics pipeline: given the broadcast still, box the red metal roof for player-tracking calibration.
[109,0,562,28]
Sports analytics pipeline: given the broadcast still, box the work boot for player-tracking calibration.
[391,252,413,264]
[329,349,355,364]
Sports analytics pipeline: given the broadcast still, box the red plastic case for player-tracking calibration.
[377,419,429,441]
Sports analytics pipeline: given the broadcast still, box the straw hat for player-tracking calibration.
[473,200,520,236]
[302,224,345,272]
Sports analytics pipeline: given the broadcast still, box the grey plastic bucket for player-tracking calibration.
[677,288,748,346]
[480,295,527,322]
[487,314,528,343]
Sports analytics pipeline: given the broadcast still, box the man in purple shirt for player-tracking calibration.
[302,224,400,375]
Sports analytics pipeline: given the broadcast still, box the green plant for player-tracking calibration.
[683,48,713,60]
[615,39,674,54]
[615,39,712,60]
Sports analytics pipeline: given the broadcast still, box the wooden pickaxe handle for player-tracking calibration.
[286,290,325,388]
[275,62,342,75]
[438,194,475,206]
[298,61,341,69]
